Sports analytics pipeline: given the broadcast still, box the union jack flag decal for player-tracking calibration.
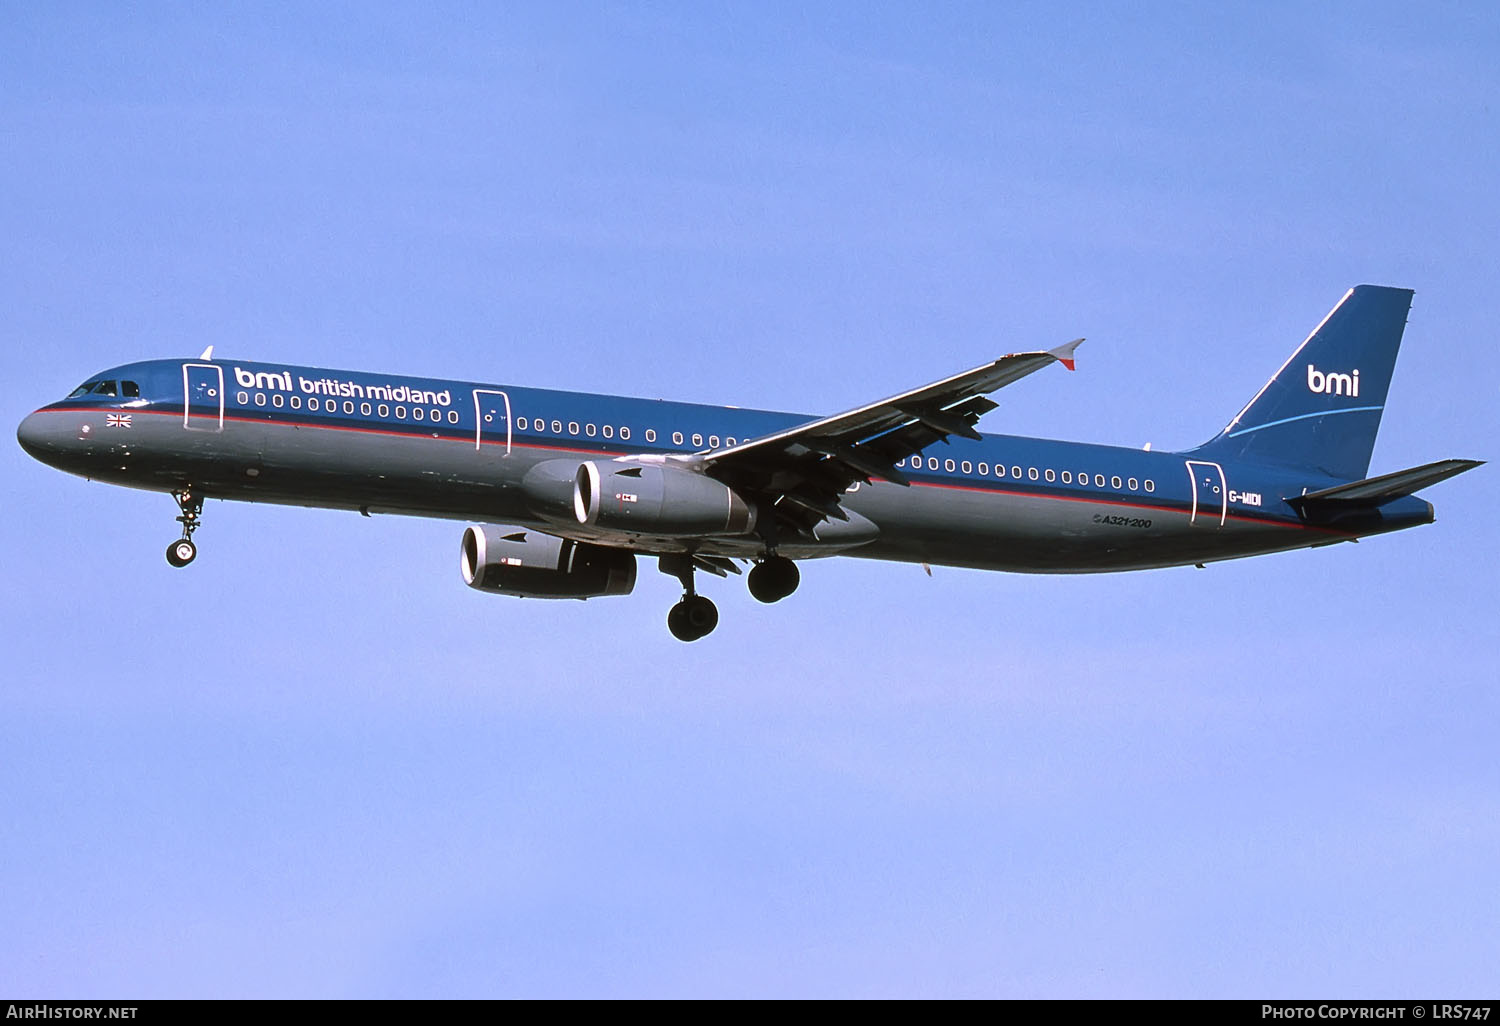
[105,413,132,428]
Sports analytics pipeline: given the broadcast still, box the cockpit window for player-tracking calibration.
[67,381,96,399]
[90,380,118,396]
[121,380,140,398]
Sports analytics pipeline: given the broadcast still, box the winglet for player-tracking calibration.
[1049,338,1084,372]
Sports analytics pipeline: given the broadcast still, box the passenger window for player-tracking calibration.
[395,405,406,418]
[290,396,301,409]
[945,459,956,472]
[645,429,656,442]
[516,417,527,430]
[978,463,988,475]
[237,391,249,404]
[448,410,459,424]
[1094,474,1105,487]
[586,424,597,437]
[1061,471,1072,484]
[1011,466,1022,478]
[309,397,321,411]
[1145,480,1155,492]
[1111,476,1122,489]
[961,461,972,474]
[378,404,389,417]
[1044,469,1055,482]
[1028,468,1039,481]
[1128,477,1138,490]
[620,427,631,441]
[709,435,719,448]
[360,401,371,415]
[692,433,703,447]
[552,420,562,434]
[568,421,579,435]
[672,432,684,445]
[121,381,140,398]
[602,425,613,439]
[255,393,266,407]
[928,458,939,470]
[343,401,355,414]
[274,394,285,408]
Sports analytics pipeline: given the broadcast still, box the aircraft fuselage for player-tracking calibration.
[17,356,1433,576]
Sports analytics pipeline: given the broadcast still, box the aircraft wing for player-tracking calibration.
[684,339,1083,535]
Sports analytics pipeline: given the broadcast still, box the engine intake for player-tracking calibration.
[460,525,636,599]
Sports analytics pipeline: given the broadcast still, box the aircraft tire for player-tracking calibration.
[166,538,197,568]
[668,601,693,641]
[748,557,799,603]
[668,595,718,641]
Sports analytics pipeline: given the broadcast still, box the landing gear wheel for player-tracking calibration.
[668,594,719,642]
[748,556,800,603]
[166,538,197,567]
[166,488,204,568]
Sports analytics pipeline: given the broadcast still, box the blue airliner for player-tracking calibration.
[17,285,1481,640]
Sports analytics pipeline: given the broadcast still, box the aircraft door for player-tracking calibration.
[473,389,512,455]
[183,363,224,432]
[1185,459,1227,528]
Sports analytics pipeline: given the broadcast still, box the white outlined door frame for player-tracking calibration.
[473,389,512,455]
[1185,459,1227,528]
[182,363,224,432]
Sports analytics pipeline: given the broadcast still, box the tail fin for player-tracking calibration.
[1188,285,1413,480]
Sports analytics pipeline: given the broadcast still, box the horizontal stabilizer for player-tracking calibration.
[1288,458,1483,511]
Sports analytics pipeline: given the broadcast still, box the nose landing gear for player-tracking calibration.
[165,488,203,568]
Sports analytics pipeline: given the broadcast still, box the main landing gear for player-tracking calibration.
[660,555,719,642]
[659,553,802,641]
[165,488,203,568]
[747,555,799,604]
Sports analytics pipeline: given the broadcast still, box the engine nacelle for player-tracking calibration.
[521,458,756,537]
[574,460,756,536]
[460,525,636,599]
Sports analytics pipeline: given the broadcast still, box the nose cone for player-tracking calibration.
[16,411,50,460]
[17,409,84,470]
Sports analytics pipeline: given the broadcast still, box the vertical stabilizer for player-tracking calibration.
[1187,285,1413,480]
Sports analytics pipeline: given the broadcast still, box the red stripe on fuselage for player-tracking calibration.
[31,405,1347,535]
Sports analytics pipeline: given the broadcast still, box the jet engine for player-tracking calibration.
[522,459,756,537]
[460,525,636,599]
[575,460,757,535]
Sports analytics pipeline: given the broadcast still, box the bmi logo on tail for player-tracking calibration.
[1307,364,1359,397]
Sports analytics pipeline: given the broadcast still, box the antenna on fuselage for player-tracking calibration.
[199,345,214,360]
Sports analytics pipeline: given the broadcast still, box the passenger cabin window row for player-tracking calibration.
[511,417,736,450]
[236,390,747,450]
[898,454,1154,493]
[238,391,461,424]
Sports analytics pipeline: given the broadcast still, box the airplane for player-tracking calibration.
[16,284,1481,641]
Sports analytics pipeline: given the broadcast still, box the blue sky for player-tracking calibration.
[3,3,1497,998]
